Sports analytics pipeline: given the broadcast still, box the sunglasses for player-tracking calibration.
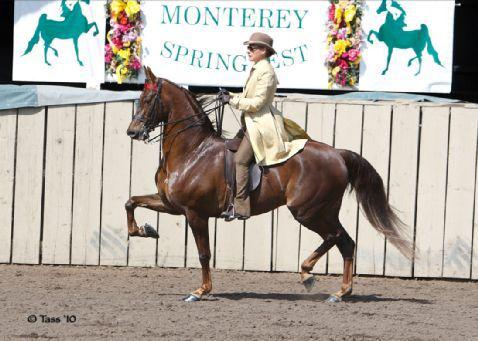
[247,45,262,52]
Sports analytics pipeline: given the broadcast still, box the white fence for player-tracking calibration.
[1,98,477,279]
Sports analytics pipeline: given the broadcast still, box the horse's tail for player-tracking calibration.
[23,14,46,56]
[339,149,414,260]
[421,24,443,67]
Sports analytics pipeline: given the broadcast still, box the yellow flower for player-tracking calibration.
[123,41,131,48]
[125,0,140,17]
[344,4,356,23]
[338,0,349,8]
[110,0,126,16]
[112,45,119,54]
[117,48,131,60]
[116,65,126,84]
[349,77,356,86]
[334,6,343,24]
[332,66,341,77]
[334,39,350,55]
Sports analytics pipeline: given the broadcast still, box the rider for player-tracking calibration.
[60,0,72,20]
[377,0,407,29]
[220,32,308,220]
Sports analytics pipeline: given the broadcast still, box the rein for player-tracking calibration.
[133,79,226,143]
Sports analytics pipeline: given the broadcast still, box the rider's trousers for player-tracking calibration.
[234,135,254,217]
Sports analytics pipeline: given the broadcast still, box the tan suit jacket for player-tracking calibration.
[230,59,307,166]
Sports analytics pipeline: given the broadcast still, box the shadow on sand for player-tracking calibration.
[210,292,432,304]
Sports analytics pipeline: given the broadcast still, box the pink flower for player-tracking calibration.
[337,28,347,39]
[327,44,336,62]
[105,44,114,64]
[338,59,349,70]
[131,58,142,71]
[328,3,336,21]
[348,49,360,62]
[112,37,123,48]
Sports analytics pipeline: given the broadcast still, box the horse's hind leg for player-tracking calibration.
[326,226,355,303]
[300,233,336,292]
[43,42,51,66]
[407,56,418,67]
[413,50,423,76]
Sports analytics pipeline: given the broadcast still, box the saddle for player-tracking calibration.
[224,138,262,202]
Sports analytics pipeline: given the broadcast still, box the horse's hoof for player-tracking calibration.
[302,276,316,293]
[325,294,342,303]
[183,294,201,302]
[143,223,159,239]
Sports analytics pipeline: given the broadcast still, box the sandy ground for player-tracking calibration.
[0,265,476,340]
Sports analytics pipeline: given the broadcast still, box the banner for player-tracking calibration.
[359,0,454,93]
[13,0,106,84]
[141,1,329,89]
[13,0,455,93]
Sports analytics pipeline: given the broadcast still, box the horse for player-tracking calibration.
[125,67,414,302]
[22,0,98,66]
[367,11,443,76]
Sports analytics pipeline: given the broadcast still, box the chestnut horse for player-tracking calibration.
[125,67,413,302]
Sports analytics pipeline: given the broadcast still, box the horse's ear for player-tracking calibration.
[144,66,152,82]
[147,66,157,81]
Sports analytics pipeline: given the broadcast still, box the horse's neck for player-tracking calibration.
[162,91,214,162]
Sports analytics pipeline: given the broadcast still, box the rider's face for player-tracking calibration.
[247,45,267,63]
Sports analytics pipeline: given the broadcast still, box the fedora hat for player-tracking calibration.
[243,32,276,55]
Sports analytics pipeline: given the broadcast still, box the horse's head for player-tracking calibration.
[127,66,168,141]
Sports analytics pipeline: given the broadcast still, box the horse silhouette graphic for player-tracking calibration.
[367,0,443,75]
[22,0,99,66]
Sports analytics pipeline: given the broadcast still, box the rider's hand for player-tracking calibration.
[218,89,230,104]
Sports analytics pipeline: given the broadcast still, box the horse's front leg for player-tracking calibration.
[73,38,83,66]
[367,30,378,44]
[86,22,99,36]
[183,211,212,302]
[382,47,394,75]
[125,193,178,238]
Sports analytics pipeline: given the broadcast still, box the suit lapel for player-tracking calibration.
[244,68,255,97]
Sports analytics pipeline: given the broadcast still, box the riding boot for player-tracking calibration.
[233,136,254,219]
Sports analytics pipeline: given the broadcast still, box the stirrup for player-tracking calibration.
[220,204,235,222]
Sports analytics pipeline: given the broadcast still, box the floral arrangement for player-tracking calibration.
[105,0,143,84]
[326,0,363,89]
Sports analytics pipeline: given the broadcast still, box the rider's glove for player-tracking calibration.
[218,88,230,104]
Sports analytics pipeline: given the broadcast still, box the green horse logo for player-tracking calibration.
[367,0,443,75]
[22,0,99,66]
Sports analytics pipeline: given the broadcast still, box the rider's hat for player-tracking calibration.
[243,32,276,55]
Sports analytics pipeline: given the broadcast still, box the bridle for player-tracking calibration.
[132,78,226,143]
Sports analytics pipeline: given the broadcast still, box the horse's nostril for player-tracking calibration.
[127,130,138,138]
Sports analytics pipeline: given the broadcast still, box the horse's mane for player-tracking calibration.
[164,79,222,137]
